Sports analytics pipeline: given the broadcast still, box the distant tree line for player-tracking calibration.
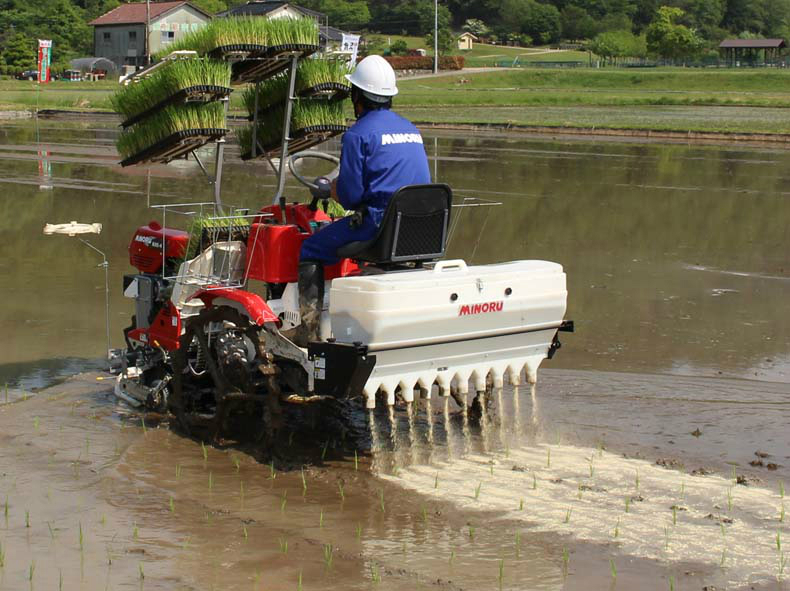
[2,0,790,70]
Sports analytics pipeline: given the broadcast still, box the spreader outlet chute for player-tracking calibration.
[329,260,568,407]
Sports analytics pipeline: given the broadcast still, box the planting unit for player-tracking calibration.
[109,20,572,444]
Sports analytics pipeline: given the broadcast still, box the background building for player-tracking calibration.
[89,1,212,69]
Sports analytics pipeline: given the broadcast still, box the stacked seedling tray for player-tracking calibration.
[238,58,350,159]
[113,58,232,166]
[157,16,320,85]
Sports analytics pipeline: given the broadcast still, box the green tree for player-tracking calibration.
[561,5,597,40]
[321,0,371,29]
[463,18,490,36]
[645,5,703,61]
[388,38,409,55]
[589,29,646,62]
[425,27,455,55]
[0,31,36,69]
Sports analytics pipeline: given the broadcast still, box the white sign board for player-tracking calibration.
[341,33,360,64]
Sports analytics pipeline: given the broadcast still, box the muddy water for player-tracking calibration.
[1,116,789,590]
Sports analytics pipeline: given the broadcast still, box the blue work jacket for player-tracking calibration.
[336,108,431,225]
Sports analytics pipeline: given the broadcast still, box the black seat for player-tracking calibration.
[336,183,452,265]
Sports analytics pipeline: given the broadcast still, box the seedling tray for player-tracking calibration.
[120,128,228,167]
[241,124,346,160]
[121,85,233,128]
[231,44,320,85]
[208,44,268,60]
[299,82,351,101]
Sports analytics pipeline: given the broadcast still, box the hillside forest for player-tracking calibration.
[2,0,789,70]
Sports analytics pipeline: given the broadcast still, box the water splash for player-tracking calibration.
[368,409,382,473]
[442,396,454,461]
[424,396,435,465]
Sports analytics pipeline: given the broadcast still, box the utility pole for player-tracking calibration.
[433,0,438,74]
[145,0,151,66]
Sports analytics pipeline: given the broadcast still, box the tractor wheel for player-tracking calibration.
[170,306,271,443]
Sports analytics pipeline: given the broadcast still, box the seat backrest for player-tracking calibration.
[355,183,452,264]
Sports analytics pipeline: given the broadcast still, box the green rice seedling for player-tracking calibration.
[779,551,787,576]
[296,57,351,95]
[475,482,482,500]
[301,468,307,494]
[323,543,333,569]
[33,416,39,430]
[278,537,288,553]
[780,503,785,523]
[777,530,782,553]
[635,468,640,491]
[727,486,733,512]
[564,507,572,524]
[625,497,631,513]
[420,505,427,523]
[519,498,524,510]
[469,525,475,540]
[243,523,248,540]
[4,495,8,518]
[371,563,381,583]
[664,526,670,550]
[100,514,106,526]
[514,531,521,558]
[449,549,455,565]
[28,560,34,582]
[133,523,139,540]
[356,523,362,540]
[176,463,182,479]
[434,473,439,489]
[532,474,537,490]
[270,460,276,479]
[669,574,675,591]
[338,481,345,501]
[354,450,359,471]
[140,418,147,434]
[25,509,29,527]
[240,481,245,506]
[731,466,737,483]
[139,562,144,580]
[281,490,287,513]
[59,569,62,590]
[546,447,551,468]
[498,558,505,589]
[322,441,329,460]
[79,521,84,551]
[609,559,617,580]
[781,481,785,499]
[562,547,569,577]
[597,440,604,457]
[577,482,583,500]
[116,102,226,160]
[208,471,214,492]
[319,508,324,528]
[379,489,385,513]
[613,518,620,538]
[47,522,55,539]
[0,541,4,568]
[169,496,175,513]
[232,456,240,472]
[4,383,7,403]
[672,506,677,526]
[111,59,231,121]
[201,441,208,462]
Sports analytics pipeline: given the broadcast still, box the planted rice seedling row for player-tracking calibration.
[112,59,231,122]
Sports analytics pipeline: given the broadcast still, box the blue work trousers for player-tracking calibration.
[299,215,378,265]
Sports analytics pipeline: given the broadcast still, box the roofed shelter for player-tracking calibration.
[719,38,786,66]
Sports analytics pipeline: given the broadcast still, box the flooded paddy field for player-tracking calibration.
[1,117,789,590]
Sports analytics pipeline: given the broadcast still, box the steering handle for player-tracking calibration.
[288,151,340,191]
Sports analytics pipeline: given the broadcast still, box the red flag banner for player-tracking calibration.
[38,40,52,84]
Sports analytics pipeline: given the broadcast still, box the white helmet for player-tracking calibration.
[345,55,398,103]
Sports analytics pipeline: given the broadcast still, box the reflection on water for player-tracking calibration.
[2,118,790,387]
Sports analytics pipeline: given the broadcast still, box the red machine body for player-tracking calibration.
[247,203,358,283]
[129,221,189,273]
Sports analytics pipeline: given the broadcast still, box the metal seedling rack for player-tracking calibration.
[120,127,229,167]
[229,44,319,85]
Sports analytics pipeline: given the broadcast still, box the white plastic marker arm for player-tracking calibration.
[43,221,102,236]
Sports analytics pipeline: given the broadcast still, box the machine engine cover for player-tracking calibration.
[129,220,189,273]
